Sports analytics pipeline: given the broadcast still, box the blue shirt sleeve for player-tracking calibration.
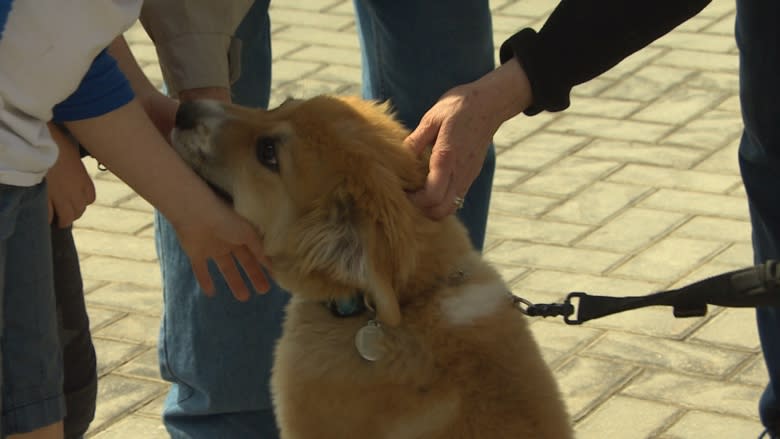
[52,49,134,122]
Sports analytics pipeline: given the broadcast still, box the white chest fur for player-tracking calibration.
[440,280,508,325]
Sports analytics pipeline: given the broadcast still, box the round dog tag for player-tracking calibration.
[355,320,384,362]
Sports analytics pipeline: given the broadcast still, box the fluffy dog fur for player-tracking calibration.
[171,95,572,438]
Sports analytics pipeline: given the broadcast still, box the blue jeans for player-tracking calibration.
[735,0,780,436]
[0,183,65,436]
[156,1,494,437]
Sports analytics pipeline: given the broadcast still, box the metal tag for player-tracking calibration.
[354,320,384,362]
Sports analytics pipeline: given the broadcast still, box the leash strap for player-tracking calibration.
[514,260,780,325]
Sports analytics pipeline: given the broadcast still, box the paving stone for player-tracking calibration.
[271,59,324,84]
[515,156,620,197]
[491,168,528,189]
[529,320,602,367]
[712,242,755,267]
[672,216,752,243]
[496,132,587,171]
[602,47,665,80]
[91,414,169,439]
[660,410,762,439]
[548,114,673,143]
[653,31,737,53]
[310,64,362,85]
[289,45,361,67]
[544,182,650,225]
[574,396,679,439]
[119,194,155,213]
[486,214,588,245]
[94,338,149,376]
[654,49,738,73]
[93,180,136,207]
[271,0,342,12]
[137,393,167,418]
[602,65,694,102]
[690,308,760,351]
[499,0,555,17]
[486,242,623,274]
[270,8,353,30]
[631,85,726,125]
[566,96,642,118]
[705,13,738,36]
[80,256,162,289]
[694,141,741,175]
[491,264,529,285]
[576,208,686,253]
[585,331,750,377]
[75,205,153,235]
[687,71,740,93]
[87,306,125,332]
[571,77,614,98]
[575,139,707,169]
[612,237,726,282]
[608,163,741,193]
[622,371,762,419]
[115,348,163,382]
[582,307,704,340]
[733,357,769,387]
[96,314,161,346]
[88,375,166,433]
[275,27,360,49]
[488,190,559,217]
[554,356,637,421]
[639,189,750,220]
[271,40,305,60]
[86,283,163,316]
[662,109,743,150]
[73,229,157,262]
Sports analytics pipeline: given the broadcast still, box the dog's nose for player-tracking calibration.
[175,101,201,130]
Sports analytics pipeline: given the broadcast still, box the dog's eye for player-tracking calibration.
[256,136,279,172]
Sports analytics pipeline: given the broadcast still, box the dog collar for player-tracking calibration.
[326,293,367,318]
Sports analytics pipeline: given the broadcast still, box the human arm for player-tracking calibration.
[53,43,269,300]
[407,0,712,218]
[139,0,251,98]
[45,123,96,228]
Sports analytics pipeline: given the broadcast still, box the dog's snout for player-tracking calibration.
[175,101,201,130]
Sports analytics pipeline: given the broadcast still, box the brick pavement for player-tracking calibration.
[78,0,763,437]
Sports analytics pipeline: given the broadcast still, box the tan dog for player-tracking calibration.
[171,96,572,439]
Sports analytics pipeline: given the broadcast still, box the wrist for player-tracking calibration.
[475,58,533,123]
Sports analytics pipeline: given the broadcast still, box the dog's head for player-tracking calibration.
[172,96,431,326]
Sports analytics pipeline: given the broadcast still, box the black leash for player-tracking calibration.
[512,260,780,325]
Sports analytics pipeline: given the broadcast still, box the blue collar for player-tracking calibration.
[326,293,367,318]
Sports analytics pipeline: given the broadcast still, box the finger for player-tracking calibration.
[47,198,54,225]
[56,203,76,229]
[234,245,271,294]
[213,253,251,302]
[408,148,455,210]
[191,259,216,297]
[404,115,440,156]
[425,184,463,220]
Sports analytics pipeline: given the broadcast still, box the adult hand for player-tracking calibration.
[46,123,96,228]
[405,59,532,219]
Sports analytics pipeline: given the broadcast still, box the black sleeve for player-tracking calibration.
[499,0,712,115]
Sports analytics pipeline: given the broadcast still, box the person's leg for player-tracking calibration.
[735,0,780,435]
[353,0,496,250]
[156,2,284,438]
[50,225,97,439]
[1,183,65,439]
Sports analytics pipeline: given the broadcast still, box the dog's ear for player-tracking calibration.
[294,183,410,327]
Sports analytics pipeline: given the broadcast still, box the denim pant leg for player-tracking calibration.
[156,2,284,438]
[51,225,97,439]
[1,183,65,435]
[735,0,780,435]
[353,0,496,251]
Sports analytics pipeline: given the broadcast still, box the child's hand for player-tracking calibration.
[139,89,179,141]
[171,195,272,301]
[46,123,96,228]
